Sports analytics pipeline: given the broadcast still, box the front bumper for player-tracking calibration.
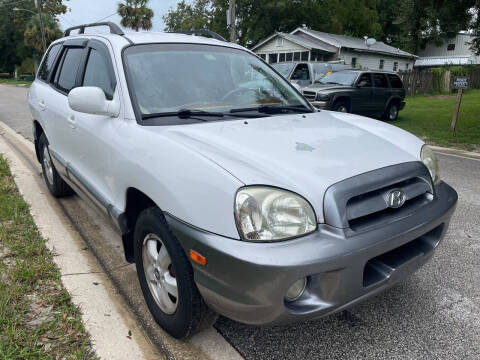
[310,100,331,109]
[166,181,457,326]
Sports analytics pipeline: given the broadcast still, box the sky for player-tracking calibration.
[57,0,193,33]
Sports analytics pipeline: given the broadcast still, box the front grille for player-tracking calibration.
[347,177,433,231]
[323,162,434,231]
[302,91,317,101]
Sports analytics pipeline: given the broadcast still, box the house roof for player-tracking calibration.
[250,32,336,53]
[292,28,416,58]
[415,55,480,67]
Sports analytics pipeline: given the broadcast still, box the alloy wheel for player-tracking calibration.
[142,233,178,314]
[43,146,54,185]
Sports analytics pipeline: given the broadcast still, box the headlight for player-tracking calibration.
[316,93,330,101]
[234,187,317,241]
[421,145,440,184]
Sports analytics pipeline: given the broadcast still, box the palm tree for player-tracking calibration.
[117,0,154,32]
[24,13,62,53]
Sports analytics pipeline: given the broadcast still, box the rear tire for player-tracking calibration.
[134,207,218,339]
[383,101,399,121]
[39,133,74,198]
[332,100,350,113]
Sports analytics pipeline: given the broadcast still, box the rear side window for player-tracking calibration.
[38,44,61,82]
[83,49,116,100]
[57,48,84,93]
[373,73,388,88]
[388,74,403,88]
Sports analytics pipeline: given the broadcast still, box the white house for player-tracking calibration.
[251,27,417,72]
[415,32,480,68]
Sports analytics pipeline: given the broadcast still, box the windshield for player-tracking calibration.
[271,63,295,79]
[123,44,311,120]
[316,71,358,85]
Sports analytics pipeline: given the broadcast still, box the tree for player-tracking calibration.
[470,2,480,55]
[164,0,383,47]
[24,13,62,53]
[379,0,476,53]
[118,0,154,32]
[163,0,213,33]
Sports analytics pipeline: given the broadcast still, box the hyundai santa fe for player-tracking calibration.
[28,22,457,339]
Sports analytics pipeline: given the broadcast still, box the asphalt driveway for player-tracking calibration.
[1,83,479,359]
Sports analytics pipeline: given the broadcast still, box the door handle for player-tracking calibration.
[38,100,46,111]
[67,115,77,129]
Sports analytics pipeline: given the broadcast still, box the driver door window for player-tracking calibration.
[357,73,372,87]
[290,63,310,86]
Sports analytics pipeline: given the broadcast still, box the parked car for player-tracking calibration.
[28,23,457,339]
[303,69,406,120]
[272,61,351,87]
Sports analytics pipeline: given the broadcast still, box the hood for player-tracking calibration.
[304,83,352,91]
[151,111,424,222]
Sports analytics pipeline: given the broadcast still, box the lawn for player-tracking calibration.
[0,155,96,359]
[0,79,32,87]
[393,89,480,151]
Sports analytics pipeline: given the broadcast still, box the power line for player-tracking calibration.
[94,11,118,23]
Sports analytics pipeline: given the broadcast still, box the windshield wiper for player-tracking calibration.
[230,105,313,115]
[142,109,225,120]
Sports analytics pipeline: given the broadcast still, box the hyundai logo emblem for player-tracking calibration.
[386,189,407,208]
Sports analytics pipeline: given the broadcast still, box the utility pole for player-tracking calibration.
[228,0,236,43]
[35,0,47,53]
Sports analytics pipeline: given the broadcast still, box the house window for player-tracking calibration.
[259,54,266,60]
[301,51,309,61]
[393,62,398,71]
[351,57,357,68]
[311,50,323,62]
[268,53,278,63]
[447,43,455,51]
[379,59,384,70]
[276,38,284,47]
[406,63,409,70]
[293,52,300,61]
[286,52,293,61]
[279,53,286,62]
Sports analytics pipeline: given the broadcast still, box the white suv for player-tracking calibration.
[28,22,457,339]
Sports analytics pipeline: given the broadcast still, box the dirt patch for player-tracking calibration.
[25,294,55,328]
[427,94,456,99]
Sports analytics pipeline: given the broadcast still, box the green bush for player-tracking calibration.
[18,58,35,75]
[431,68,446,93]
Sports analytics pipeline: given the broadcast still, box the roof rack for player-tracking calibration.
[169,30,227,42]
[64,22,124,37]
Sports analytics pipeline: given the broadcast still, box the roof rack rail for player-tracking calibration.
[169,30,227,42]
[64,22,124,37]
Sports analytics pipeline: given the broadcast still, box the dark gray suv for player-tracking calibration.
[302,70,406,120]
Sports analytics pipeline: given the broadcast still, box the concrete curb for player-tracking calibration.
[431,146,480,161]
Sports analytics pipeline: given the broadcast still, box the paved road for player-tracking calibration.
[1,83,479,359]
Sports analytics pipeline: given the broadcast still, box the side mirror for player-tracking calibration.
[356,81,367,88]
[68,86,119,117]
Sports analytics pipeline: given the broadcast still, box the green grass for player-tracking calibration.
[0,156,97,359]
[393,89,480,151]
[0,79,32,87]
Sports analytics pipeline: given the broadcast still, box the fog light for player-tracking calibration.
[285,278,307,302]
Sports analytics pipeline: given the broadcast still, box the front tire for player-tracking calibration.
[332,100,350,113]
[134,207,218,339]
[39,133,73,198]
